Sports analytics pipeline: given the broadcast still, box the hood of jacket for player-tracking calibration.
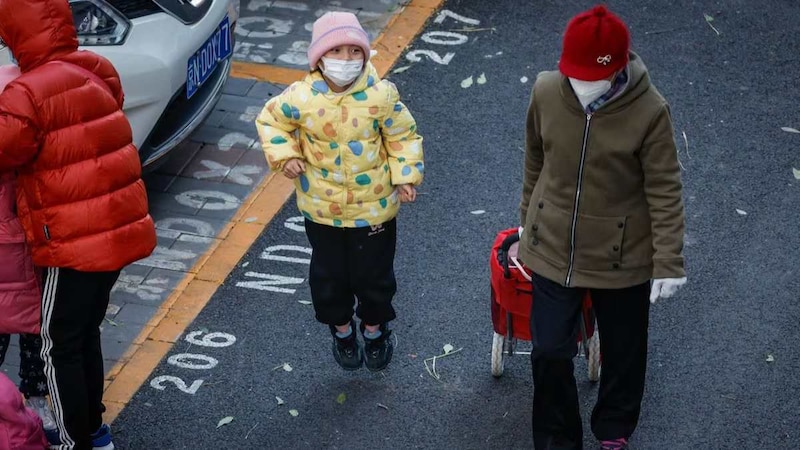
[0,0,79,73]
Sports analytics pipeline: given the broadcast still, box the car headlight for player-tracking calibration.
[69,0,130,46]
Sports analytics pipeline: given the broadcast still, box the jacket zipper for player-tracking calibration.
[565,113,592,286]
[340,104,348,224]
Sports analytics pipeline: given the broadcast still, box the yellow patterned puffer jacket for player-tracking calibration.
[255,63,424,228]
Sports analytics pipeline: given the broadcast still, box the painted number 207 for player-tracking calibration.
[150,330,237,395]
[406,10,480,66]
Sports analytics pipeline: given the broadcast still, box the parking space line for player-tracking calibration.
[102,0,445,424]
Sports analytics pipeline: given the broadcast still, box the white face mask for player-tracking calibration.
[320,57,363,87]
[569,77,612,109]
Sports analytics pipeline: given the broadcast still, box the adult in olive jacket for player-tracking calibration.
[518,5,686,449]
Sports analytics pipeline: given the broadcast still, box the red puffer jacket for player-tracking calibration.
[0,0,156,271]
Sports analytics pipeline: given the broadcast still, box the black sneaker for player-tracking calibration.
[361,324,394,372]
[330,324,363,371]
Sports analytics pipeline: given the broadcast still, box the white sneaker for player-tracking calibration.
[26,396,58,431]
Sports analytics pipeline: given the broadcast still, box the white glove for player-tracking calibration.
[649,277,687,304]
[518,226,524,238]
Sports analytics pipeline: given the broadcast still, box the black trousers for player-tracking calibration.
[530,272,650,449]
[40,267,120,450]
[0,333,48,398]
[305,219,397,327]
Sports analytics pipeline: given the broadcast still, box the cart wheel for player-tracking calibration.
[587,328,601,382]
[491,332,505,378]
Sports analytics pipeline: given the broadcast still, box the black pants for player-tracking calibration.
[530,272,650,449]
[0,333,48,398]
[40,267,120,450]
[305,219,397,327]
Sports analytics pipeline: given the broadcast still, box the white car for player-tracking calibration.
[1,0,240,168]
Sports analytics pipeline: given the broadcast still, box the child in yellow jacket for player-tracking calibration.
[255,12,423,372]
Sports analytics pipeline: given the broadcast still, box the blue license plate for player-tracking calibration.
[186,16,232,99]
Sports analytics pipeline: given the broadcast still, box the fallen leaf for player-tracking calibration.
[793,168,800,180]
[476,73,487,85]
[289,409,299,417]
[276,396,285,406]
[782,127,800,134]
[377,403,389,410]
[735,209,748,216]
[272,363,293,372]
[703,13,721,35]
[461,76,474,89]
[471,210,486,215]
[298,300,312,305]
[766,354,775,363]
[217,416,234,428]
[392,66,411,74]
[336,393,347,405]
[443,344,455,354]
[104,317,119,327]
[520,76,529,83]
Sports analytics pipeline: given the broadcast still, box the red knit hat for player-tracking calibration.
[559,5,630,81]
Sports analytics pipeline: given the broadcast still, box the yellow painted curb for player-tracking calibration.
[103,0,445,424]
[231,61,307,85]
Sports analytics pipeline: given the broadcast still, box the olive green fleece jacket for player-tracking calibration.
[519,52,685,289]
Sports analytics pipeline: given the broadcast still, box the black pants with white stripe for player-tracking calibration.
[40,268,120,450]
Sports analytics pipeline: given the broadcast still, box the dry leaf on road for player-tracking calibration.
[217,416,234,429]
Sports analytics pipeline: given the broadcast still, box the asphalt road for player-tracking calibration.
[113,0,800,448]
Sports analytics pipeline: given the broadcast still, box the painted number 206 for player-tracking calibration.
[150,330,237,395]
[406,10,480,66]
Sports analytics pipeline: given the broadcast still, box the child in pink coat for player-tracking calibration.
[0,63,57,445]
[0,372,48,450]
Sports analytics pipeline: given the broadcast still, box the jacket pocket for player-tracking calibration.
[573,213,626,271]
[528,198,571,268]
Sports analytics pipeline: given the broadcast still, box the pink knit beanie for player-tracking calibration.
[307,12,371,70]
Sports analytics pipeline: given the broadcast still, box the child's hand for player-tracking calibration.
[283,158,306,179]
[397,184,417,203]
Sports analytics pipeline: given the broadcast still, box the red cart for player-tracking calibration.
[489,228,601,380]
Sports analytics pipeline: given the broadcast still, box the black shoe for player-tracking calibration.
[330,323,363,371]
[361,324,393,372]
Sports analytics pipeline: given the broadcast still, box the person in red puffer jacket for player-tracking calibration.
[0,0,157,448]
